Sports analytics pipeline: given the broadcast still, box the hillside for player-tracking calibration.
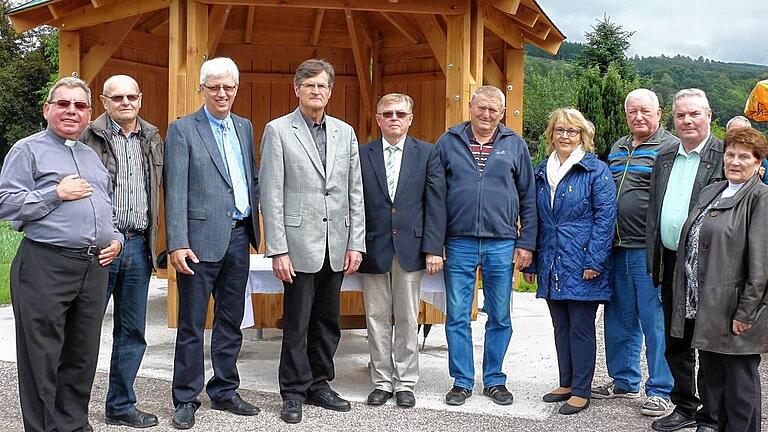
[524,42,768,132]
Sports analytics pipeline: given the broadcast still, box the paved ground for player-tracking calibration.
[0,278,765,431]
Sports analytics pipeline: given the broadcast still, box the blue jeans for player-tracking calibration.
[604,247,672,398]
[444,237,514,389]
[105,233,152,415]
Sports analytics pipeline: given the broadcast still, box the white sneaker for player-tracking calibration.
[640,395,670,417]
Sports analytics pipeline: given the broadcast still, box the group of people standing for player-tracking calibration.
[0,55,764,432]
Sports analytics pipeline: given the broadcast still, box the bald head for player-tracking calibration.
[100,75,142,132]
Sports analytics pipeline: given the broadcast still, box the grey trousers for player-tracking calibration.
[360,256,423,392]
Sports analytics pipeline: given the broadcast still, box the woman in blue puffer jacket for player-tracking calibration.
[523,108,617,415]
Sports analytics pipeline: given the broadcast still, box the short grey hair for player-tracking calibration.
[199,57,239,85]
[47,76,92,106]
[376,93,414,113]
[624,88,660,111]
[102,74,140,95]
[725,115,751,131]
[293,59,335,88]
[672,88,710,113]
[470,85,506,109]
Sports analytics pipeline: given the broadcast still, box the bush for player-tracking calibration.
[0,221,23,304]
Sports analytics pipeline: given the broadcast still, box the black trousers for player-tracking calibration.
[279,253,344,400]
[11,238,108,432]
[699,351,761,432]
[172,225,250,407]
[547,300,600,399]
[661,248,716,425]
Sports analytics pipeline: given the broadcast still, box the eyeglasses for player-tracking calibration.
[300,82,330,92]
[378,111,411,119]
[554,127,580,137]
[103,94,140,103]
[50,99,90,111]
[202,84,237,93]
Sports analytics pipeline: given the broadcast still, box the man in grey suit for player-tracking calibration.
[164,57,261,430]
[260,59,365,424]
[358,93,446,408]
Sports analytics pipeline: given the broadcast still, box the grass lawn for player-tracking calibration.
[0,222,23,305]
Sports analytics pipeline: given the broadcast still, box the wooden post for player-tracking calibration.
[444,4,471,129]
[504,45,524,134]
[469,0,484,94]
[58,30,81,78]
[370,31,383,140]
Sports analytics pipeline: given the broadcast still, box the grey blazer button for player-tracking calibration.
[227,211,232,217]
[323,218,328,222]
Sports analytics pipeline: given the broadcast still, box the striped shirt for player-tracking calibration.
[465,124,497,173]
[109,116,149,231]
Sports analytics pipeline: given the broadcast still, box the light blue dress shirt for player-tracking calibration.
[660,137,708,250]
[204,106,250,219]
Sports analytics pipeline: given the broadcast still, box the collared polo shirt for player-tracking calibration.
[660,135,709,250]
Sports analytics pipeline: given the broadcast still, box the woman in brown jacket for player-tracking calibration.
[671,127,768,432]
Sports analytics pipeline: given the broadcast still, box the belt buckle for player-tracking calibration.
[86,245,98,256]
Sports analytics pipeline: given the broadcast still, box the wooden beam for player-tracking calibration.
[417,15,447,73]
[48,5,60,19]
[186,0,207,114]
[244,5,256,43]
[504,46,524,134]
[80,14,142,84]
[53,0,170,31]
[142,9,170,34]
[380,42,434,63]
[108,57,168,74]
[509,4,538,28]
[482,53,503,89]
[444,7,470,128]
[91,0,116,6]
[197,0,468,15]
[529,20,550,40]
[310,9,325,46]
[9,7,55,33]
[207,5,232,56]
[345,8,372,140]
[379,12,420,45]
[371,31,383,140]
[48,0,91,21]
[522,29,562,55]
[482,3,523,49]
[469,0,483,92]
[58,30,81,79]
[486,0,520,14]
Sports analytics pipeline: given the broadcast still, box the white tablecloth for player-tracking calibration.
[241,255,446,328]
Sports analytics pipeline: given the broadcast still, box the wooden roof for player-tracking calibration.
[7,0,565,55]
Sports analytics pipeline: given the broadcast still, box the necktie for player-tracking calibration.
[221,121,249,214]
[385,145,400,200]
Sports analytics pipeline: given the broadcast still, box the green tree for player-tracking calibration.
[601,64,629,156]
[574,67,606,155]
[0,0,56,162]
[577,14,637,81]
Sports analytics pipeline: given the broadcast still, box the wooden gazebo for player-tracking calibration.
[8,0,565,328]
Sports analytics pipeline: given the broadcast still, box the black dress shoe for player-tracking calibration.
[211,394,260,416]
[651,411,696,431]
[695,426,718,432]
[172,403,197,430]
[306,389,351,412]
[76,423,94,432]
[106,408,159,428]
[366,389,393,406]
[395,391,416,408]
[280,400,302,424]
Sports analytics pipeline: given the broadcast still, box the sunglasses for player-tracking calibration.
[104,94,140,103]
[50,99,90,110]
[378,111,411,119]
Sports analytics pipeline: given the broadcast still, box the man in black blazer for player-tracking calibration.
[358,93,447,408]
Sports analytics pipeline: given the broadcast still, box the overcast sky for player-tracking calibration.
[538,0,768,66]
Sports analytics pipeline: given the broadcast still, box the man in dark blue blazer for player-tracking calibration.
[358,93,446,408]
[164,57,261,429]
